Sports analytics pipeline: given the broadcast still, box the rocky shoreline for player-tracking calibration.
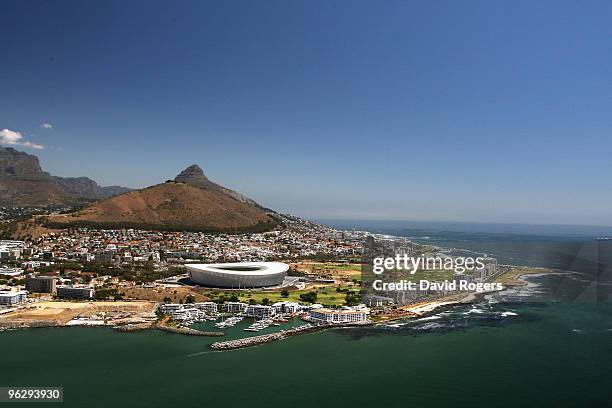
[373,266,556,326]
[0,320,59,330]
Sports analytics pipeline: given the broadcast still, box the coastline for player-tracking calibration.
[0,264,557,339]
[372,265,556,325]
[495,265,553,287]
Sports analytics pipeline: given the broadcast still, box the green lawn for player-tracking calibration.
[304,262,362,271]
[199,285,355,307]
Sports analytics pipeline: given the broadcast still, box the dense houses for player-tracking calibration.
[1,214,501,312]
[0,215,372,308]
[0,216,368,273]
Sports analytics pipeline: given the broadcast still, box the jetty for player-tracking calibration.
[157,325,224,336]
[113,323,153,333]
[210,324,330,350]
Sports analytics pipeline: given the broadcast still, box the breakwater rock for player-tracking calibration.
[0,320,59,330]
[210,324,330,350]
[157,325,224,336]
[113,323,152,333]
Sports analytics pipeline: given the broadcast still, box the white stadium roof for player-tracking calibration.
[186,262,289,288]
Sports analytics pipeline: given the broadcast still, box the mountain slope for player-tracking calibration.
[52,176,132,200]
[0,146,131,206]
[0,146,75,206]
[46,165,279,233]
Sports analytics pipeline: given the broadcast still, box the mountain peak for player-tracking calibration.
[0,145,45,179]
[175,164,208,182]
[48,165,278,233]
[173,163,264,209]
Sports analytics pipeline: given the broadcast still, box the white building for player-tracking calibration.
[163,303,216,321]
[272,301,302,314]
[0,290,27,306]
[21,261,53,270]
[224,301,247,314]
[171,307,206,322]
[194,302,218,313]
[304,303,323,310]
[308,307,369,324]
[244,305,276,319]
[0,267,24,277]
[160,303,182,314]
[0,240,24,248]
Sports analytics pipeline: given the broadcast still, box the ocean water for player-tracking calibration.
[322,220,612,283]
[1,221,611,407]
[1,278,611,408]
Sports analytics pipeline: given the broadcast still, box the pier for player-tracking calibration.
[210,324,331,350]
[157,325,225,336]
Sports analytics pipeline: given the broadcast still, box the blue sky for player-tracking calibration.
[1,0,611,225]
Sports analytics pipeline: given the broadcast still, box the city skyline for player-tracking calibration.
[2,0,611,225]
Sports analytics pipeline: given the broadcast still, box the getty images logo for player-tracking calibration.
[372,255,486,274]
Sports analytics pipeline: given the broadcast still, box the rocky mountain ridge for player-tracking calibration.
[0,146,131,206]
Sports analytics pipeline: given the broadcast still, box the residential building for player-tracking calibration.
[244,305,276,319]
[0,267,24,277]
[194,302,218,313]
[272,301,302,314]
[453,273,472,285]
[483,257,498,277]
[95,252,114,264]
[56,285,94,299]
[160,303,182,314]
[171,307,206,321]
[0,290,27,306]
[25,274,57,294]
[0,248,21,260]
[308,307,369,324]
[365,295,394,307]
[473,268,487,281]
[224,301,247,314]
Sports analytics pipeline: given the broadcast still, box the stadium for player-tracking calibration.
[186,262,289,288]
